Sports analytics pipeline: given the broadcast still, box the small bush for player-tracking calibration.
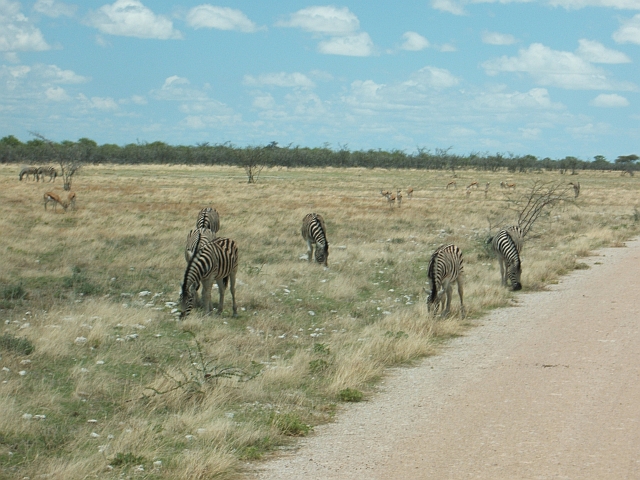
[1,283,26,301]
[309,359,329,374]
[0,334,35,355]
[270,413,311,437]
[110,452,146,467]
[337,388,363,402]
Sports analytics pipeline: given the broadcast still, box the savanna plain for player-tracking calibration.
[0,164,638,479]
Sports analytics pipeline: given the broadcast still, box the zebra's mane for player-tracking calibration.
[182,231,202,294]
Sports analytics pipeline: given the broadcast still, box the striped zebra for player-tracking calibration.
[37,166,57,182]
[184,227,216,262]
[196,207,220,235]
[301,213,329,267]
[425,244,465,318]
[19,166,38,181]
[180,236,238,318]
[489,225,523,291]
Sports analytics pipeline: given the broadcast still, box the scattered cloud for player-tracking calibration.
[45,86,70,101]
[243,72,315,89]
[482,31,517,45]
[482,42,636,90]
[549,0,640,9]
[431,0,467,15]
[78,94,119,110]
[590,93,629,107]
[277,6,374,56]
[405,66,460,89]
[613,14,640,44]
[400,32,430,51]
[277,6,359,35]
[85,0,182,40]
[576,39,630,63]
[185,5,259,32]
[33,0,77,18]
[318,33,374,56]
[0,0,50,52]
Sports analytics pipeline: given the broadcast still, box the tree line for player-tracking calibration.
[1,135,638,179]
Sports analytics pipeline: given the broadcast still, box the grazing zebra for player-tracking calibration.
[19,166,38,181]
[446,181,456,190]
[180,236,238,318]
[425,244,465,318]
[37,166,57,182]
[489,225,523,291]
[301,213,329,267]
[196,207,220,235]
[406,187,414,199]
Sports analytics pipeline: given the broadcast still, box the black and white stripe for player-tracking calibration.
[490,225,523,291]
[301,213,329,267]
[19,166,38,181]
[196,207,220,235]
[425,244,465,318]
[37,166,57,182]
[184,227,216,262]
[180,236,238,318]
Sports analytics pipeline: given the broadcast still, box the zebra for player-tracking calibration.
[184,227,216,262]
[37,166,57,182]
[180,236,238,318]
[19,166,38,181]
[489,225,523,291]
[301,213,329,267]
[196,207,220,235]
[425,244,465,318]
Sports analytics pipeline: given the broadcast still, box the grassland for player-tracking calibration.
[0,164,638,479]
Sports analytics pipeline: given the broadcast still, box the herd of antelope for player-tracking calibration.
[380,187,413,207]
[18,166,77,212]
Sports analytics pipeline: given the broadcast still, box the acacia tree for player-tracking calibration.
[505,180,575,238]
[615,154,639,177]
[30,133,92,190]
[239,145,268,184]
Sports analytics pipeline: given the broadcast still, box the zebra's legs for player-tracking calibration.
[229,269,237,317]
[497,255,507,286]
[216,277,226,315]
[201,275,215,314]
[306,239,314,262]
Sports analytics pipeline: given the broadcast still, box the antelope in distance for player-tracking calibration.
[396,189,403,207]
[506,183,516,190]
[406,187,414,199]
[569,182,580,198]
[446,181,457,190]
[484,182,490,197]
[467,181,479,189]
[43,191,68,212]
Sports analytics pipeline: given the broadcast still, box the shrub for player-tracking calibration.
[337,388,363,403]
[0,333,35,355]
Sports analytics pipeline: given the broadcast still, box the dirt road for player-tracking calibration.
[252,238,640,479]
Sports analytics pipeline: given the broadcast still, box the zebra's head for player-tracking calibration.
[508,260,522,291]
[424,287,443,314]
[315,242,329,267]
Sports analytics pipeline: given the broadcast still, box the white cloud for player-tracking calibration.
[400,32,430,51]
[78,93,119,110]
[33,0,77,18]
[185,5,258,32]
[482,42,636,90]
[277,6,359,35]
[277,6,374,56]
[252,93,276,110]
[318,33,374,56]
[613,14,640,44]
[85,0,181,40]
[243,72,315,88]
[473,87,563,110]
[431,0,467,15]
[0,0,50,52]
[36,64,89,84]
[405,66,460,89]
[45,86,69,101]
[576,39,630,63]
[590,93,629,107]
[482,31,517,45]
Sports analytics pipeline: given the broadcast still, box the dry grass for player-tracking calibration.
[1,164,638,479]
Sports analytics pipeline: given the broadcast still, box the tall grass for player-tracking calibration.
[0,165,638,478]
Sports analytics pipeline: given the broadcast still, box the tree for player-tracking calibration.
[615,154,639,177]
[507,181,574,238]
[239,146,266,184]
[30,132,87,191]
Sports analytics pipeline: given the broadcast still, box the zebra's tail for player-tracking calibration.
[486,236,494,245]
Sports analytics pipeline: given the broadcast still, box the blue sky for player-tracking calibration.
[1,0,639,159]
